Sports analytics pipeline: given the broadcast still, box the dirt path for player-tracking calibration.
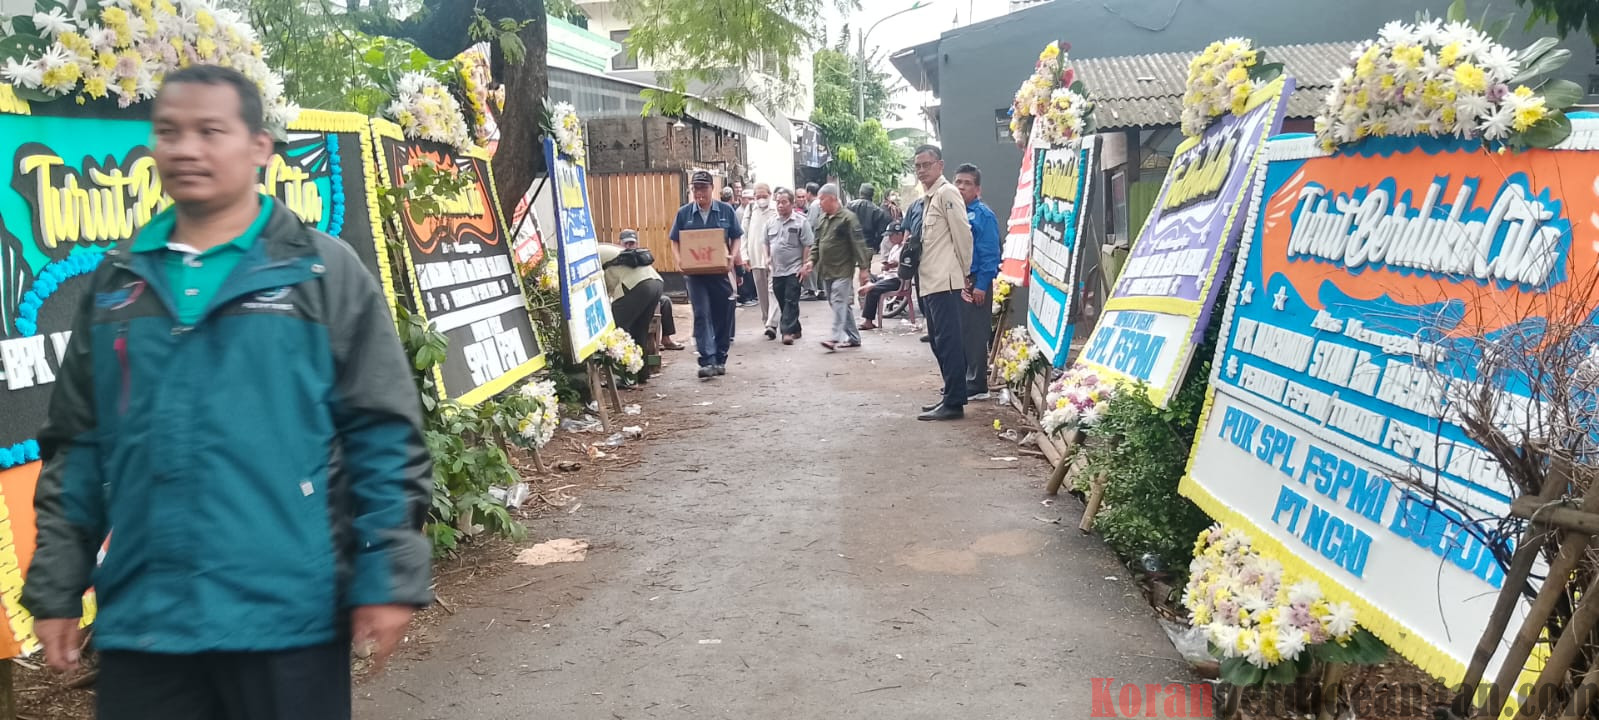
[356,301,1191,720]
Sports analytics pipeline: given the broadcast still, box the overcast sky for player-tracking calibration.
[823,0,1012,131]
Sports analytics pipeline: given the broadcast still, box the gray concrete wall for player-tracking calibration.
[932,0,1598,218]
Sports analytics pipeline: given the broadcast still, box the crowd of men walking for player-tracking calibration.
[604,144,1003,421]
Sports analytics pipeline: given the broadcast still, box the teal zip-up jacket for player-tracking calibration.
[20,201,433,653]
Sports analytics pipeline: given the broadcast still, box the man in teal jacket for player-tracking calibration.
[20,65,432,720]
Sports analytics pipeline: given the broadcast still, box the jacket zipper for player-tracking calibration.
[114,323,130,415]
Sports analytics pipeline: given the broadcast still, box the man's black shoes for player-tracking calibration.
[917,405,964,421]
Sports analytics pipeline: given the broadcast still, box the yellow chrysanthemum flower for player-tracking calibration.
[1439,42,1462,67]
[83,75,108,98]
[1453,63,1487,93]
[1514,100,1548,132]
[1260,632,1282,665]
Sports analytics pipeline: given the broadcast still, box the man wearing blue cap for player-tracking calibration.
[669,170,744,379]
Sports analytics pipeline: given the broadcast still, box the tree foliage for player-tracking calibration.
[619,0,852,116]
[811,47,908,194]
[1513,0,1599,41]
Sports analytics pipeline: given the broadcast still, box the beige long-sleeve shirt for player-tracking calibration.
[915,176,974,296]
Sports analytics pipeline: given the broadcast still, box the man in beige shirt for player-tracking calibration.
[911,144,975,421]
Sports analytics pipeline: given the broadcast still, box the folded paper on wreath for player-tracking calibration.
[678,228,730,275]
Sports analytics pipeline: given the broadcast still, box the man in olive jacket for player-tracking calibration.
[21,65,431,720]
[811,184,873,351]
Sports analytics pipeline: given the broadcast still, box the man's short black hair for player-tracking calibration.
[858,183,875,201]
[805,182,820,195]
[159,65,266,134]
[955,163,981,186]
[913,144,943,161]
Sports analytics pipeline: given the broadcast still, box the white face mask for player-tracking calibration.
[756,198,770,209]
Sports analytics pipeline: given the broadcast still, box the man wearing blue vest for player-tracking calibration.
[669,170,744,379]
[956,163,1003,400]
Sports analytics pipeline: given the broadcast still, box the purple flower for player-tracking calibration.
[1487,83,1509,103]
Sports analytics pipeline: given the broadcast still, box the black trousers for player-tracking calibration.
[735,265,758,302]
[98,642,350,720]
[658,296,677,338]
[921,289,968,409]
[772,274,803,336]
[860,276,902,321]
[961,293,994,395]
[612,279,664,350]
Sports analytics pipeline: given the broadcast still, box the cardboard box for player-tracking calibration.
[678,228,729,275]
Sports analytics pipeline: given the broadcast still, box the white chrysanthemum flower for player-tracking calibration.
[1455,91,1492,120]
[1479,45,1518,81]
[32,8,79,37]
[1,59,43,88]
[1276,627,1309,661]
[1325,601,1358,638]
[1286,579,1322,606]
[1238,590,1271,616]
[1414,18,1444,44]
[86,27,119,51]
[1480,104,1516,139]
[36,44,74,70]
[1208,623,1241,658]
[1378,20,1415,44]
[1241,631,1267,666]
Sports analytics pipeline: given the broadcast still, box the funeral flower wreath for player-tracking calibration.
[1009,41,1096,149]
[1,0,298,132]
[1314,12,1581,152]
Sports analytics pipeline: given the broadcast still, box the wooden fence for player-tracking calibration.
[587,172,685,273]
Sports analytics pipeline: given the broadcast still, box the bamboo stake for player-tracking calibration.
[1560,653,1599,718]
[1455,474,1570,716]
[586,361,613,433]
[600,363,623,414]
[528,444,548,474]
[1044,429,1086,496]
[1515,568,1599,718]
[1079,472,1108,533]
[1318,663,1348,720]
[1478,474,1599,718]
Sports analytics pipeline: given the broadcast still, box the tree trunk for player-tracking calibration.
[490,7,548,219]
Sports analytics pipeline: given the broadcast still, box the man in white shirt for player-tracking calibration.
[858,221,907,330]
[740,183,777,329]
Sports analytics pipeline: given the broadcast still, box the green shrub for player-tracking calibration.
[1079,315,1221,576]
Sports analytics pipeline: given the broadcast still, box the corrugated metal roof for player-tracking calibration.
[1073,41,1358,130]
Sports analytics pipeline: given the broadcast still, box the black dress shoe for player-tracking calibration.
[921,401,943,412]
[919,335,931,343]
[918,405,964,421]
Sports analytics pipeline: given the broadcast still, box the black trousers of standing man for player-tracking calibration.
[98,642,352,720]
[921,289,967,409]
[961,293,994,396]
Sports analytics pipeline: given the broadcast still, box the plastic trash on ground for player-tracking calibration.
[598,433,625,447]
[489,483,533,508]
[623,404,642,415]
[1158,618,1212,667]
[560,415,603,433]
[622,426,644,439]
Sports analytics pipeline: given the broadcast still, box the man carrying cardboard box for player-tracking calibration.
[669,170,744,379]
